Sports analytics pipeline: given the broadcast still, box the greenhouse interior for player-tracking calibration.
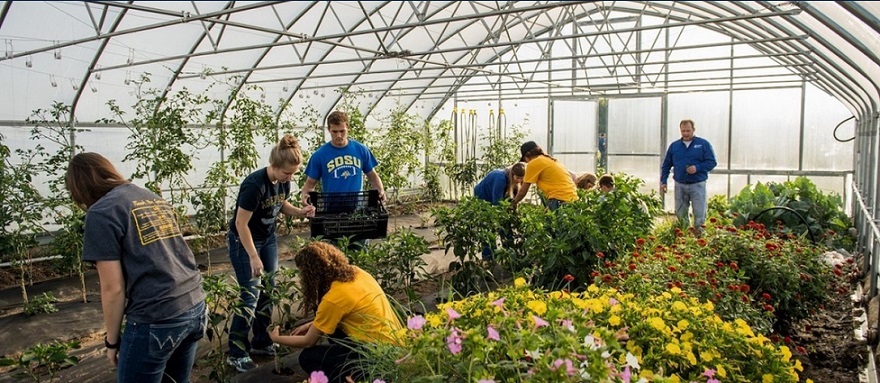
[1,1,880,382]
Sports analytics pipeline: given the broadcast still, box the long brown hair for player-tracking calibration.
[506,162,526,199]
[295,242,356,313]
[65,152,129,209]
[269,134,303,168]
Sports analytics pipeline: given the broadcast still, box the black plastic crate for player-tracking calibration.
[308,190,388,240]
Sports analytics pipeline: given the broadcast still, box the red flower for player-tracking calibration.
[763,304,774,312]
[710,217,718,223]
[729,262,738,271]
[697,238,708,247]
[562,274,575,282]
[762,293,772,301]
[765,242,777,251]
[636,238,646,246]
[596,252,605,259]
[740,284,750,293]
[668,266,677,272]
[628,263,637,271]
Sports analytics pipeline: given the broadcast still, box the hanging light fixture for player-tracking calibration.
[70,79,79,90]
[4,40,12,59]
[54,42,61,60]
[283,83,289,92]
[124,71,131,85]
[89,81,97,93]
[25,55,32,68]
[127,48,134,65]
[94,66,102,80]
[50,75,57,87]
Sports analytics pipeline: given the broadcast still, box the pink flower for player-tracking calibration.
[491,297,505,308]
[703,369,716,378]
[446,327,463,355]
[609,297,618,306]
[707,379,720,383]
[373,380,386,383]
[487,326,500,341]
[620,366,631,383]
[532,315,549,328]
[309,371,329,383]
[407,315,425,330]
[551,359,577,376]
[446,307,461,321]
[478,380,495,383]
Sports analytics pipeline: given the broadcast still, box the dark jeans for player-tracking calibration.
[299,328,361,383]
[547,198,567,211]
[227,232,278,358]
[117,301,206,383]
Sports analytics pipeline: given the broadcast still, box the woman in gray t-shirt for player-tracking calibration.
[67,152,206,383]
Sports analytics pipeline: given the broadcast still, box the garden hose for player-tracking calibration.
[752,206,817,244]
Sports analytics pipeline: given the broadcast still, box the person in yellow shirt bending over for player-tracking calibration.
[269,242,402,383]
[511,141,579,211]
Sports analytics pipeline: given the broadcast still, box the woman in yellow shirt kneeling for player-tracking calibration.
[269,242,403,383]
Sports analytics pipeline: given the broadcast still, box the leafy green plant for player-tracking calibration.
[23,292,59,316]
[0,340,80,383]
[364,108,426,203]
[200,273,242,383]
[511,173,662,289]
[103,73,215,210]
[477,123,527,178]
[25,102,89,302]
[728,177,853,251]
[347,228,430,302]
[0,132,45,306]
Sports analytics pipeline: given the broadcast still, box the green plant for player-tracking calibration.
[103,73,215,210]
[477,123,527,178]
[25,102,89,302]
[201,273,242,382]
[0,132,45,306]
[348,229,430,301]
[23,292,59,316]
[365,107,426,203]
[0,340,80,383]
[728,177,853,251]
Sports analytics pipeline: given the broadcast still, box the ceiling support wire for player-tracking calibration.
[427,6,800,120]
[1,1,278,62]
[157,1,236,107]
[760,1,876,114]
[68,4,128,141]
[745,1,869,114]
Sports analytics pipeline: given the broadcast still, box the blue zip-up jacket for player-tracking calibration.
[660,136,717,185]
[474,169,510,205]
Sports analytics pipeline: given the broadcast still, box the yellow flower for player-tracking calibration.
[608,315,621,326]
[680,331,694,342]
[677,319,690,330]
[686,351,697,365]
[610,304,622,313]
[640,370,655,379]
[527,300,547,315]
[587,284,600,293]
[549,291,562,299]
[514,277,526,287]
[647,317,666,331]
[670,287,682,294]
[668,375,681,383]
[794,359,803,372]
[807,380,814,383]
[779,345,792,362]
[426,314,442,327]
[762,373,773,383]
[665,343,681,355]
[716,364,726,377]
[671,301,687,312]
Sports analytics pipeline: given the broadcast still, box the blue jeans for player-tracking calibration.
[227,233,278,358]
[547,199,566,211]
[675,181,708,229]
[117,301,206,383]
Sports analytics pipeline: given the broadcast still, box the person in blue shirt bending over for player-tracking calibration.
[473,162,525,260]
[660,119,717,233]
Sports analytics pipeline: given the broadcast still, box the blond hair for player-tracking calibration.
[269,134,303,167]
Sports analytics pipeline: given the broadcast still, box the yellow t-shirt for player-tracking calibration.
[524,155,578,202]
[312,267,403,345]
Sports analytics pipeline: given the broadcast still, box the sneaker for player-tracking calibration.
[249,344,277,356]
[226,355,257,372]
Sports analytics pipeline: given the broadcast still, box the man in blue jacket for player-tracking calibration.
[660,119,717,232]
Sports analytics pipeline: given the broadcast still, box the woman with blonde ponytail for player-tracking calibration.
[226,134,316,372]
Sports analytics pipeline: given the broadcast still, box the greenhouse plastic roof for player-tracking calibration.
[1,1,879,123]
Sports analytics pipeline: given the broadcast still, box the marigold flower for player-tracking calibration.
[563,274,575,282]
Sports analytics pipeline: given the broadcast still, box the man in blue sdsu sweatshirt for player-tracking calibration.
[660,119,717,232]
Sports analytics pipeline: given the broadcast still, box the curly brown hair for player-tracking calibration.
[295,242,356,313]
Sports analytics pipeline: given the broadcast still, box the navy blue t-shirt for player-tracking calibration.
[230,167,291,241]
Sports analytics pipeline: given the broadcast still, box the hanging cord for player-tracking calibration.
[488,109,496,145]
[470,109,477,160]
[499,108,507,138]
[833,115,855,143]
[752,206,817,244]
